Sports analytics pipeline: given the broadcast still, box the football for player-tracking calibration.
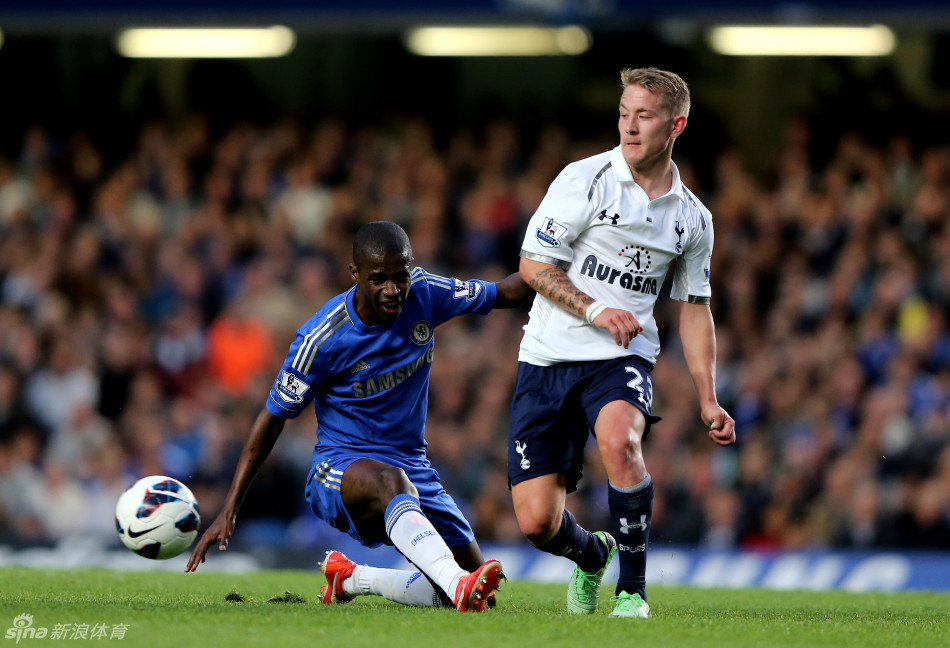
[115,475,201,560]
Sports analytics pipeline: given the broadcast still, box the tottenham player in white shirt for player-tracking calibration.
[508,68,736,618]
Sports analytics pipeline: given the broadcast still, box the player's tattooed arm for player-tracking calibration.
[527,263,593,319]
[519,254,642,348]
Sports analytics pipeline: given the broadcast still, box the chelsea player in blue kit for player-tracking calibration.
[186,221,531,612]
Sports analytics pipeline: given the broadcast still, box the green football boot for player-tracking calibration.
[608,591,651,618]
[566,531,617,614]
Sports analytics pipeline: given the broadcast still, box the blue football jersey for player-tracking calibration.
[266,267,498,463]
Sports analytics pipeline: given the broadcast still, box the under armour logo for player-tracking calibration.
[620,515,647,535]
[598,210,620,225]
[515,440,530,470]
[674,221,685,253]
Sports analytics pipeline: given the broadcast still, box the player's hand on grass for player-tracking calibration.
[701,403,736,446]
[592,306,643,348]
[185,509,236,572]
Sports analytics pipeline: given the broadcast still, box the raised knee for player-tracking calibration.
[601,434,642,463]
[376,466,418,502]
[518,514,560,547]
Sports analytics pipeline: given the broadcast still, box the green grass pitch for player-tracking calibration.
[1,566,947,648]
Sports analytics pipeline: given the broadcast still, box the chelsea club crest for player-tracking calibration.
[410,321,433,345]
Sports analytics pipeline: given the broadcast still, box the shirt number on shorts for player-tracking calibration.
[625,366,654,409]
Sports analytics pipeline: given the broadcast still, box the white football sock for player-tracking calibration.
[384,494,466,599]
[343,565,445,607]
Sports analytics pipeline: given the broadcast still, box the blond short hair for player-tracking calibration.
[620,67,690,119]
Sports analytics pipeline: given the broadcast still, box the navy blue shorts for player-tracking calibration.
[507,355,660,493]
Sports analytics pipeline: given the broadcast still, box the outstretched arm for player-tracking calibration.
[493,271,534,308]
[185,409,286,572]
[519,256,642,348]
[678,300,735,446]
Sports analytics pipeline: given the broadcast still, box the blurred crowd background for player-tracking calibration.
[2,5,950,556]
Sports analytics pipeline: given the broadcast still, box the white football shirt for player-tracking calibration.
[519,146,714,366]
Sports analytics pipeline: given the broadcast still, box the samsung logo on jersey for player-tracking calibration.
[580,255,658,295]
[351,347,435,398]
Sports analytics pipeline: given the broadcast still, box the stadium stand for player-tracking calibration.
[1,107,948,555]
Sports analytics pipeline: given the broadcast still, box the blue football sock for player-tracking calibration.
[608,476,653,600]
[538,509,608,573]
